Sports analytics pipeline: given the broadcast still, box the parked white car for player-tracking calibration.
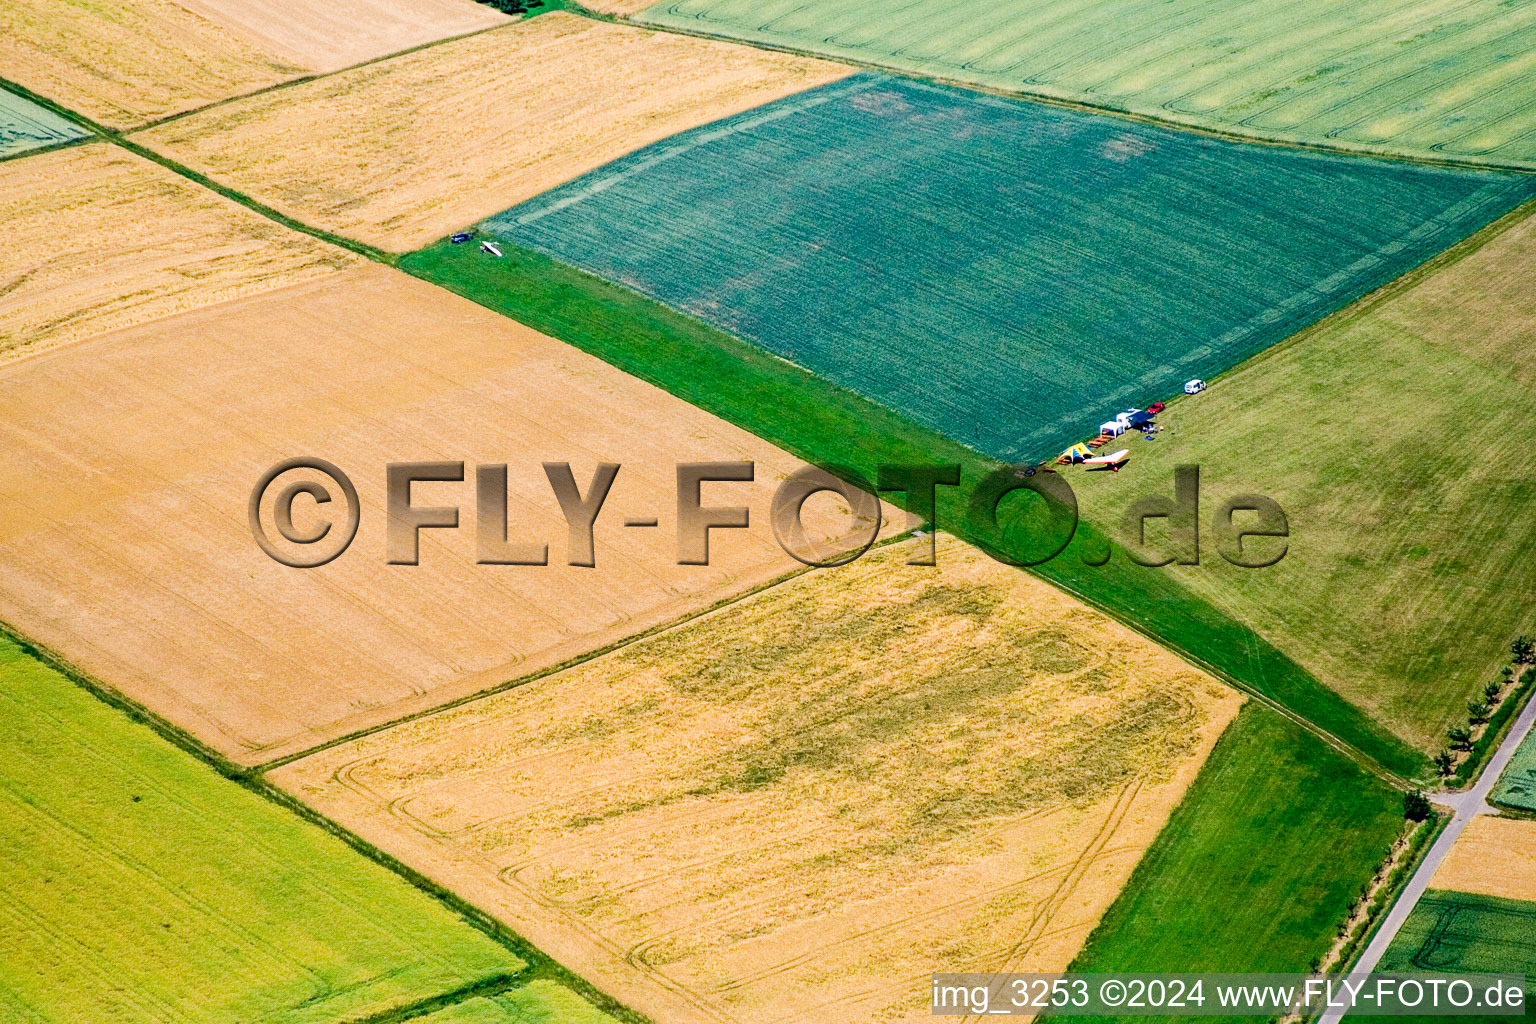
[1183,378,1207,394]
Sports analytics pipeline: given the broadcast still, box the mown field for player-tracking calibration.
[1493,726,1536,812]
[136,12,850,251]
[483,73,1535,465]
[0,143,355,361]
[1378,890,1536,1024]
[1069,203,1536,754]
[638,0,1536,169]
[0,87,85,159]
[276,537,1243,1024]
[1055,705,1401,1013]
[0,263,881,766]
[0,633,537,1023]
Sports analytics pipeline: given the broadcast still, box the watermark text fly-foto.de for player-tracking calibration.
[248,458,1289,570]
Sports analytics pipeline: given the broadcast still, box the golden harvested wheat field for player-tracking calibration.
[0,143,355,362]
[0,0,297,129]
[136,13,852,251]
[172,0,508,73]
[276,537,1243,1024]
[1431,815,1536,903]
[0,263,885,766]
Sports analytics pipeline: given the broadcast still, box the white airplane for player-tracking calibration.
[480,240,504,258]
[1083,448,1130,471]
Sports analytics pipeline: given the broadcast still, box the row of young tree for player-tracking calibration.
[1432,634,1534,778]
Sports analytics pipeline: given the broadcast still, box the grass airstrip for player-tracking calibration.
[482,72,1534,464]
[276,536,1244,1024]
[0,632,623,1023]
[637,0,1536,169]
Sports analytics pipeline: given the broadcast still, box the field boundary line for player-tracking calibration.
[1181,195,1536,395]
[0,74,394,264]
[0,618,650,1024]
[571,5,1536,177]
[129,19,522,135]
[255,530,919,774]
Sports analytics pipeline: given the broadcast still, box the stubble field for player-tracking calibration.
[0,0,298,129]
[276,536,1242,1024]
[0,143,356,362]
[0,263,883,766]
[1430,815,1536,903]
[136,13,852,251]
[638,0,1536,169]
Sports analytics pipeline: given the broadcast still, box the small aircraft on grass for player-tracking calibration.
[1083,448,1130,471]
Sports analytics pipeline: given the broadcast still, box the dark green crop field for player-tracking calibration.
[479,73,1533,466]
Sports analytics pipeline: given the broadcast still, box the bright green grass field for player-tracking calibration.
[639,0,1536,170]
[1068,205,1536,756]
[1376,890,1536,1023]
[1059,705,1402,998]
[0,634,528,1023]
[0,87,86,159]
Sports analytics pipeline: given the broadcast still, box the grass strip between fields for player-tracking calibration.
[399,239,1423,781]
[1049,703,1405,1022]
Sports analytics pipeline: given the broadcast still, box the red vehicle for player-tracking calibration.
[1148,401,1166,414]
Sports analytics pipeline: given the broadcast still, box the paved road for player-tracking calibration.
[1317,688,1536,1023]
